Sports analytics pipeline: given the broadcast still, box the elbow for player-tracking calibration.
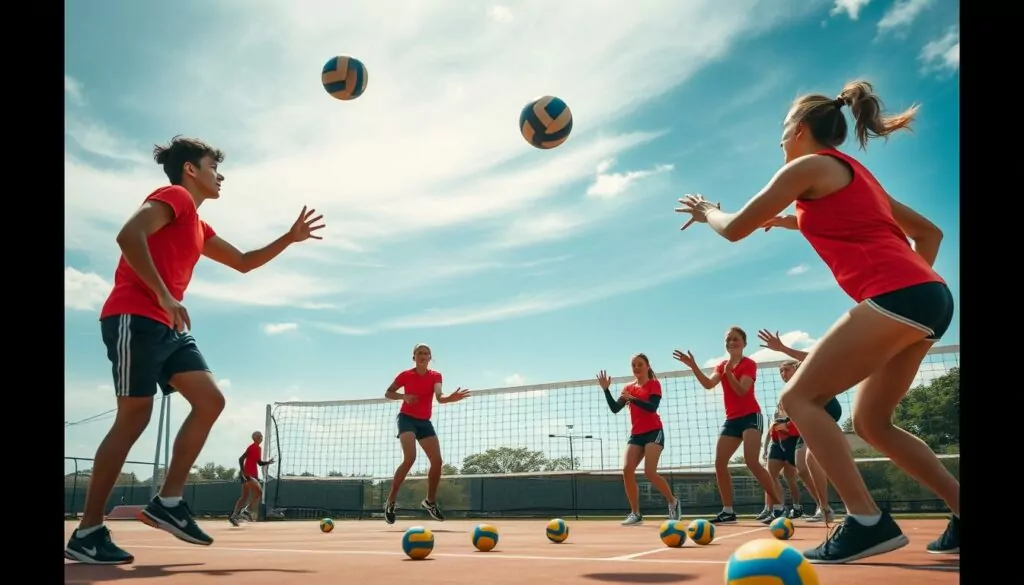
[723,226,744,243]
[115,227,143,250]
[234,254,254,274]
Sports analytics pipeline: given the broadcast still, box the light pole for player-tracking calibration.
[548,433,604,470]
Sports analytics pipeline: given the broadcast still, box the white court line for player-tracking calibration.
[609,526,768,560]
[113,543,959,572]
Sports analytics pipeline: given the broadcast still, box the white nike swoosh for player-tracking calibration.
[83,546,97,556]
[175,517,188,528]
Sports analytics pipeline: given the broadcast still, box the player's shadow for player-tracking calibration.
[854,559,960,572]
[582,573,697,583]
[382,528,466,533]
[64,562,313,584]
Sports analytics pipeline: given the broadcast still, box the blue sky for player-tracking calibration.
[64,0,960,478]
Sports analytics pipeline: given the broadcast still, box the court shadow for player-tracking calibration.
[582,573,697,583]
[382,528,466,534]
[64,562,313,584]
[855,560,959,572]
[401,558,436,562]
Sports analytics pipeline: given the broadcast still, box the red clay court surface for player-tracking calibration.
[64,517,959,584]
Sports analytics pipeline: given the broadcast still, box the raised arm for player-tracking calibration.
[202,206,325,273]
[671,350,721,390]
[436,380,470,404]
[596,370,626,413]
[757,330,809,361]
[888,195,943,266]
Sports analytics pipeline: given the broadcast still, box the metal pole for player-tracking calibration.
[164,394,171,490]
[150,393,167,499]
[261,404,272,519]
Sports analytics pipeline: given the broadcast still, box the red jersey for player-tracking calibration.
[242,442,261,478]
[100,186,216,327]
[769,419,799,441]
[624,379,663,435]
[393,368,442,420]
[715,357,760,420]
[796,149,944,303]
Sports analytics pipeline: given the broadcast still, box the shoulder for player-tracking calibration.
[430,369,442,381]
[740,357,758,375]
[146,186,197,218]
[648,379,662,392]
[394,369,412,380]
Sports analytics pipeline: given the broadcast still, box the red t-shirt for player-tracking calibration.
[100,185,217,328]
[242,442,261,478]
[625,379,663,435]
[715,357,760,420]
[796,149,945,303]
[769,419,799,441]
[393,368,442,420]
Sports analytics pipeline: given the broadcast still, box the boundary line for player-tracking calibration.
[113,543,959,572]
[609,526,768,560]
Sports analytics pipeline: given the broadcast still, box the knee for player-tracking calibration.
[642,464,659,479]
[400,454,417,468]
[428,455,443,469]
[714,458,730,473]
[851,413,888,442]
[622,464,637,477]
[747,459,765,473]
[779,389,803,414]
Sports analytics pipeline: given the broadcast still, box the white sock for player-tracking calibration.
[76,524,104,537]
[722,507,734,514]
[159,496,182,507]
[773,504,784,512]
[850,513,881,526]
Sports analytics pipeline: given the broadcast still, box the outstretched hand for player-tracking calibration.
[757,329,785,351]
[596,370,612,390]
[448,387,471,402]
[290,206,326,242]
[675,194,720,232]
[672,349,697,369]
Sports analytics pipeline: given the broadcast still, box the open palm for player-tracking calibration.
[290,206,326,242]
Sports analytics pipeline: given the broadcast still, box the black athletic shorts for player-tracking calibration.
[768,436,799,465]
[627,428,665,448]
[721,412,764,438]
[396,413,437,440]
[865,281,954,341]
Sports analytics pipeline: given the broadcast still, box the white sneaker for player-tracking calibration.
[668,500,681,520]
[621,512,644,526]
[806,508,824,522]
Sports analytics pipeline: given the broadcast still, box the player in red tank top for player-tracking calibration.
[596,353,681,526]
[64,136,327,566]
[674,80,958,563]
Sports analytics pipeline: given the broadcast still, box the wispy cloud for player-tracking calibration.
[263,322,299,335]
[65,75,85,106]
[65,267,111,311]
[876,0,934,37]
[586,159,675,200]
[703,329,818,367]
[830,0,872,20]
[786,264,809,276]
[920,25,959,76]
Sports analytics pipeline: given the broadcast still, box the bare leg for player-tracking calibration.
[714,435,742,509]
[642,443,676,505]
[417,436,444,502]
[806,449,832,513]
[782,463,801,507]
[388,433,417,503]
[160,372,226,497]
[767,459,786,506]
[742,429,782,506]
[622,445,644,515]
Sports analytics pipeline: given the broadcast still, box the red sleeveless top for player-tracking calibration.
[795,149,944,303]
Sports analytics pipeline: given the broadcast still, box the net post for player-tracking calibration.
[150,393,168,499]
[260,404,271,520]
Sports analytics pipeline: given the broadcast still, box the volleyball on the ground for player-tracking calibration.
[659,520,687,548]
[686,518,715,545]
[401,526,435,559]
[319,518,334,533]
[472,523,499,551]
[519,96,573,149]
[725,539,819,585]
[321,55,368,100]
[546,518,569,542]
[769,516,796,540]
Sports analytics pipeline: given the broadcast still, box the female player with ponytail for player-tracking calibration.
[597,353,681,526]
[675,80,958,563]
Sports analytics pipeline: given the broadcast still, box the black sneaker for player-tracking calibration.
[139,496,213,546]
[228,514,240,527]
[64,525,134,565]
[421,499,445,521]
[763,508,786,525]
[710,511,737,524]
[789,506,804,519]
[384,501,397,525]
[754,508,771,521]
[803,512,909,564]
[926,515,959,554]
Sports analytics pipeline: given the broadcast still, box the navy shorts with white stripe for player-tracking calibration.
[100,314,210,398]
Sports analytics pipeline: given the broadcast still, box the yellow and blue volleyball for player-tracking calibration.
[319,518,334,533]
[546,518,569,543]
[401,526,435,560]
[321,55,368,101]
[770,516,796,540]
[519,96,573,149]
[659,520,687,548]
[472,523,499,552]
[686,518,715,545]
[725,539,819,584]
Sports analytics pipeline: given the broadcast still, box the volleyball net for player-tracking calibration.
[262,344,959,519]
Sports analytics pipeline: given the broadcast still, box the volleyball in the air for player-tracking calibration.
[319,518,334,533]
[472,523,499,552]
[659,520,688,548]
[519,96,573,149]
[401,526,435,560]
[725,539,819,585]
[321,55,368,101]
[546,518,569,542]
[686,518,715,545]
[770,516,796,540]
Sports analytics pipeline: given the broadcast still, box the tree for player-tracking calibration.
[461,447,549,474]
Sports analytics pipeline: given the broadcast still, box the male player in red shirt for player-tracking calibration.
[675,79,958,563]
[597,353,681,526]
[64,136,326,565]
[229,431,274,525]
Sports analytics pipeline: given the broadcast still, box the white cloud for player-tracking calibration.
[218,378,232,389]
[65,75,85,106]
[830,0,872,20]
[702,330,818,367]
[65,267,111,311]
[920,26,959,75]
[786,264,809,276]
[262,322,299,335]
[64,0,825,321]
[586,158,674,200]
[504,373,526,386]
[876,0,934,36]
